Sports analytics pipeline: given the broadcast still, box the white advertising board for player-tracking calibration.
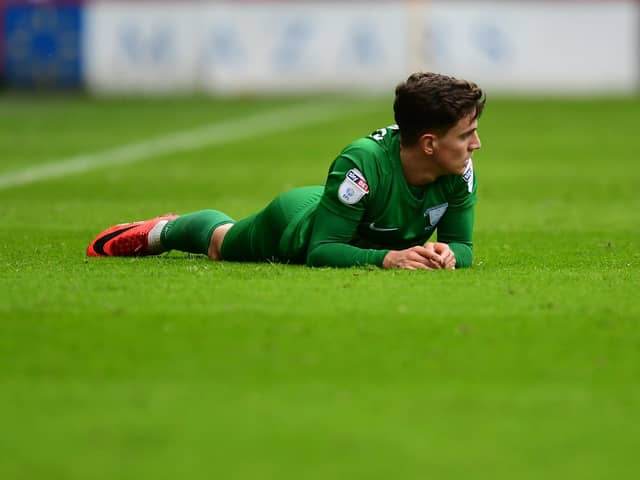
[196,2,409,92]
[84,2,200,93]
[421,0,638,93]
[83,1,639,94]
[83,0,410,94]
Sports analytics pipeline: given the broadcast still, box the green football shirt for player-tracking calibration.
[279,125,477,268]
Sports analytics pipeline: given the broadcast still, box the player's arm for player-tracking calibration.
[307,204,443,269]
[305,155,385,267]
[435,162,477,269]
[435,205,474,268]
[306,204,387,267]
[306,156,440,269]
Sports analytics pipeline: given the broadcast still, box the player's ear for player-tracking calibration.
[419,133,436,155]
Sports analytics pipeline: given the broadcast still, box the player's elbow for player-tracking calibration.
[450,242,473,269]
[306,242,344,267]
[306,245,324,267]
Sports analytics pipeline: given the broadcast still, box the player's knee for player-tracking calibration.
[207,223,234,260]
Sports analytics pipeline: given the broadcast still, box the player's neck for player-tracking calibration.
[400,145,439,186]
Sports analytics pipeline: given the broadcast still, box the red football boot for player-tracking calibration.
[87,215,178,257]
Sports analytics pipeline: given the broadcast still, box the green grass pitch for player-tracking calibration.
[1,93,639,479]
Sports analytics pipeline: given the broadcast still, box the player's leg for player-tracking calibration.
[160,210,234,256]
[207,223,234,260]
[219,186,322,262]
[87,186,322,260]
[86,210,234,257]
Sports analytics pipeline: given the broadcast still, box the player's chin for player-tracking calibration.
[453,163,467,175]
[445,159,469,176]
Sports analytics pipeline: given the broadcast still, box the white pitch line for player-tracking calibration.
[0,101,359,191]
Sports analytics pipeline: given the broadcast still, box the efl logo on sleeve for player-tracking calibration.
[346,170,369,193]
[338,168,369,205]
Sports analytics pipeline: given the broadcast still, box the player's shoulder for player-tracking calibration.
[338,125,399,169]
[342,125,399,155]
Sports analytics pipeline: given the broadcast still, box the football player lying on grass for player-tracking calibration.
[87,72,484,270]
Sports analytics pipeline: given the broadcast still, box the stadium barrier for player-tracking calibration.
[1,0,84,89]
[1,0,639,94]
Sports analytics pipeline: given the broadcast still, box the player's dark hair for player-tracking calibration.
[393,72,486,146]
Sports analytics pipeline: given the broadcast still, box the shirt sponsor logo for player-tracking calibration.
[338,168,369,205]
[424,203,448,230]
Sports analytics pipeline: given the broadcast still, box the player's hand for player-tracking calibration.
[424,242,456,270]
[382,246,443,270]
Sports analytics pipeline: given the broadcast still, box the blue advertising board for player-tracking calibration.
[2,0,83,88]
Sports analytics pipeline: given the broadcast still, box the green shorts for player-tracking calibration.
[220,186,323,263]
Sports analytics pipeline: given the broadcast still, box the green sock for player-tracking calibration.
[160,210,235,255]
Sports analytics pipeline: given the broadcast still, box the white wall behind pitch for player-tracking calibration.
[84,2,200,93]
[197,2,409,93]
[422,0,638,93]
[83,0,639,95]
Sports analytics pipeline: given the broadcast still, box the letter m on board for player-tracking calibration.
[119,24,173,65]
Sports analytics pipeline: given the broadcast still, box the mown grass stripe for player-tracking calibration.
[0,101,352,191]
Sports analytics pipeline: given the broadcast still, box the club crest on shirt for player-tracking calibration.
[424,203,448,229]
[462,159,474,193]
[338,168,369,205]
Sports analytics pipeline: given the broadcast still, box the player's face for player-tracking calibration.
[433,112,481,175]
